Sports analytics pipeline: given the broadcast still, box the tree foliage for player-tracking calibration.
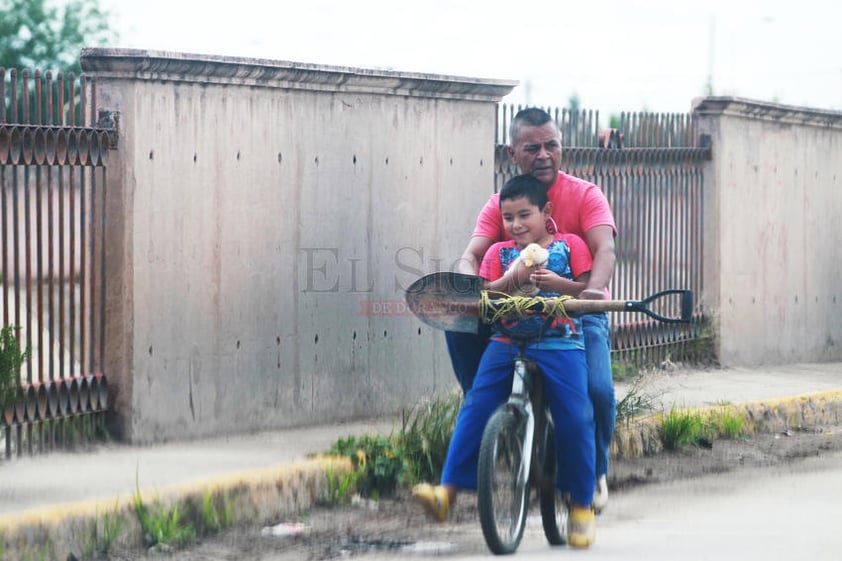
[0,0,116,75]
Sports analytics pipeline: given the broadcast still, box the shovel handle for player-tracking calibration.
[480,289,694,324]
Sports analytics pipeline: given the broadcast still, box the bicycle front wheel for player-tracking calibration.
[538,415,567,545]
[477,407,529,555]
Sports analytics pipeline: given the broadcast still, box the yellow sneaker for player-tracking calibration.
[411,483,449,522]
[567,506,596,548]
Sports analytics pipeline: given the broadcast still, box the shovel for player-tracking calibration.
[405,272,693,334]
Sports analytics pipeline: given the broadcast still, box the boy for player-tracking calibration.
[413,174,597,548]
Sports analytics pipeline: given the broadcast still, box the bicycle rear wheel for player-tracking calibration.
[477,407,529,555]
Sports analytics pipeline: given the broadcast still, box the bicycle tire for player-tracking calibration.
[477,406,529,555]
[538,416,567,545]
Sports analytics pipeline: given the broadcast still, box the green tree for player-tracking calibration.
[0,0,116,75]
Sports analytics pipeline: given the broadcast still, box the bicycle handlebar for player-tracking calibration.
[479,289,694,325]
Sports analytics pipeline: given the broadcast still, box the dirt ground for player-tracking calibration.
[110,423,842,560]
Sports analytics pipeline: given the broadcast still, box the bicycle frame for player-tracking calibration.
[508,345,555,495]
[476,334,565,554]
[509,354,536,494]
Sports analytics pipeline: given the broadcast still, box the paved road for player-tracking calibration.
[456,449,842,561]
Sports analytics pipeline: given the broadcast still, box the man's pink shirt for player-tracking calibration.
[473,171,616,298]
[473,171,616,242]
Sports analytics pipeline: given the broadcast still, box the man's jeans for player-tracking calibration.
[444,312,615,477]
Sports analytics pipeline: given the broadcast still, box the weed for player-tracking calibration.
[394,390,462,485]
[15,536,51,560]
[615,382,659,424]
[82,501,123,557]
[659,406,713,450]
[684,314,719,366]
[201,490,220,533]
[328,434,403,499]
[324,390,462,500]
[322,462,362,505]
[134,475,195,549]
[611,360,638,382]
[221,493,234,528]
[0,325,30,416]
[200,489,234,533]
[709,407,747,439]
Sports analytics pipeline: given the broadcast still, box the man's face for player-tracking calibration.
[508,122,561,187]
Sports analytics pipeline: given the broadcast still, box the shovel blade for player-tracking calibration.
[404,272,484,333]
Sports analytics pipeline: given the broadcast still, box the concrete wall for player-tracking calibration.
[694,97,842,367]
[80,48,515,443]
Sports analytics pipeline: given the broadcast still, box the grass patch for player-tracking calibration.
[615,380,659,424]
[659,404,749,450]
[0,325,29,416]
[707,406,748,439]
[199,489,234,534]
[611,360,638,382]
[82,501,123,557]
[324,389,462,502]
[659,406,714,450]
[133,475,196,550]
[395,390,462,485]
[684,315,719,366]
[326,434,405,501]
[322,459,364,505]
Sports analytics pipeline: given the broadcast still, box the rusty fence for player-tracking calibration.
[0,68,113,459]
[495,104,709,367]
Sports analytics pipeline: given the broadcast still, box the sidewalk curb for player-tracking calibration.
[2,389,842,560]
[611,389,842,457]
[0,455,352,561]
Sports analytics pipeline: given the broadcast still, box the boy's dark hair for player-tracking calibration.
[510,107,555,143]
[499,174,549,210]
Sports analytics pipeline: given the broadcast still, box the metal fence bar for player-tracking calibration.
[494,104,709,367]
[0,67,112,459]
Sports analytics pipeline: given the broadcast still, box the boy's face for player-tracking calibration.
[501,195,547,247]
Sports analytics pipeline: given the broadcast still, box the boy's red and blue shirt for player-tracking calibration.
[479,233,592,351]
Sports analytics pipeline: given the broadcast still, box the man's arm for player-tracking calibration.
[455,236,494,275]
[580,225,615,300]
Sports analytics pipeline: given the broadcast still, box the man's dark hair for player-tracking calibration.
[509,107,556,144]
[499,174,549,210]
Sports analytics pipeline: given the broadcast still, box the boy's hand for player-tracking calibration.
[529,268,560,293]
[510,263,538,295]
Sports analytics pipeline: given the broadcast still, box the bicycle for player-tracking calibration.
[406,272,693,555]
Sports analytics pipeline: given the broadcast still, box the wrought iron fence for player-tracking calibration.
[495,104,709,367]
[0,68,112,458]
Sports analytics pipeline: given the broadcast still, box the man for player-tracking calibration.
[445,107,616,511]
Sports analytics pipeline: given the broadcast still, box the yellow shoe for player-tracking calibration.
[567,506,596,548]
[411,483,449,522]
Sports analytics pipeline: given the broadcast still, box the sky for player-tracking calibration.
[95,0,842,123]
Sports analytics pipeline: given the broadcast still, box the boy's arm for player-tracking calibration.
[484,266,534,294]
[479,244,535,294]
[531,270,588,296]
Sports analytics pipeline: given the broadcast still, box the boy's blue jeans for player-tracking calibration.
[441,342,595,506]
[444,312,615,478]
